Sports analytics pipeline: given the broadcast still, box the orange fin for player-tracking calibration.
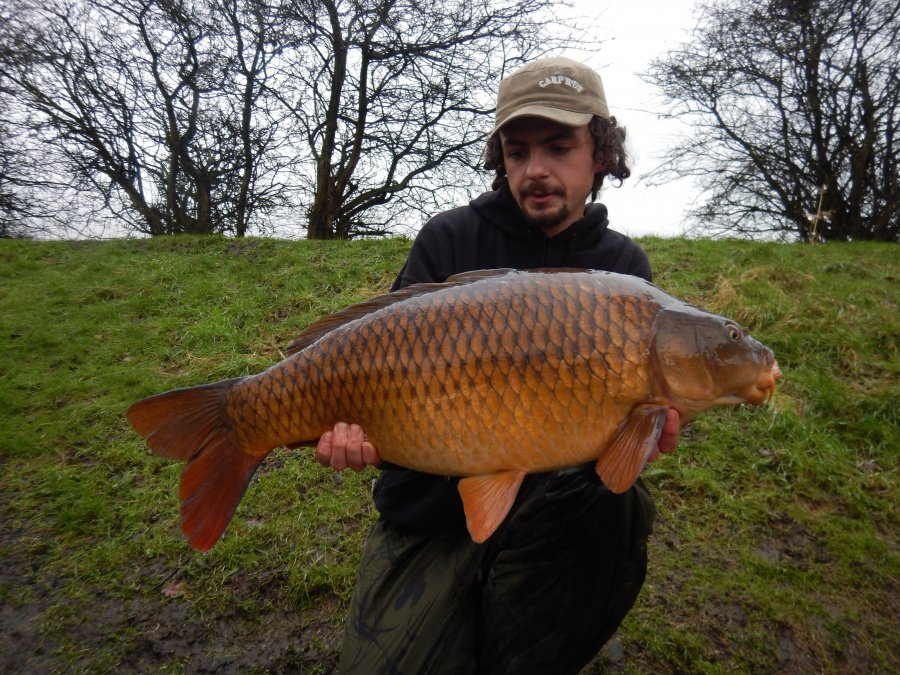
[178,435,264,552]
[595,405,667,493]
[127,379,265,552]
[444,268,518,282]
[285,283,454,355]
[287,267,599,356]
[458,470,526,543]
[126,378,242,460]
[285,269,520,356]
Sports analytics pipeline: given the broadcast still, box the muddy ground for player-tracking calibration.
[1,516,340,673]
[4,509,884,674]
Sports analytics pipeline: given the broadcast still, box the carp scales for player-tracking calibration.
[127,268,782,551]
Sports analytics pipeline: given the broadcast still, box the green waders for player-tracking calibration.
[339,471,656,674]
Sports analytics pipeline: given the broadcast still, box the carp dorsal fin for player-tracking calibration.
[446,267,594,282]
[458,469,526,543]
[285,285,438,355]
[286,269,519,356]
[595,404,668,493]
[444,267,518,282]
[522,267,595,275]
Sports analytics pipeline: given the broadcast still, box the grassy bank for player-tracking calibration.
[0,236,897,672]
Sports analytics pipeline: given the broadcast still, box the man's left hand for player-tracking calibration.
[649,408,680,463]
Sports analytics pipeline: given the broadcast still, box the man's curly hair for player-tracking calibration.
[482,115,630,201]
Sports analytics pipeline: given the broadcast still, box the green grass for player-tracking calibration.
[1,236,897,672]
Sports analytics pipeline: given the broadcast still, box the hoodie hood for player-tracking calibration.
[469,185,611,253]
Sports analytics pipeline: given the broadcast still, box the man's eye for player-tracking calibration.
[550,146,571,155]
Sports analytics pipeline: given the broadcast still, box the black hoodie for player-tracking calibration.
[374,185,653,530]
[391,185,652,290]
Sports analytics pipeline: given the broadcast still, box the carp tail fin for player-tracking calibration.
[178,432,264,552]
[458,469,526,543]
[595,405,667,493]
[127,378,264,552]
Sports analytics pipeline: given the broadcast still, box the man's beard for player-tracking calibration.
[519,184,571,231]
[521,199,573,231]
[523,205,569,231]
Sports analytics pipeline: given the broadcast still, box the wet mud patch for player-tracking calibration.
[0,509,343,673]
[109,595,342,673]
[1,565,343,673]
[2,500,895,673]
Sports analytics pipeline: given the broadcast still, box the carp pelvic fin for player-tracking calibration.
[127,379,264,552]
[595,405,667,493]
[458,470,526,543]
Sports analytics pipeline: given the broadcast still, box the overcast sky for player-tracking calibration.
[562,0,700,238]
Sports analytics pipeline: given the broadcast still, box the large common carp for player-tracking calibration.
[127,269,781,551]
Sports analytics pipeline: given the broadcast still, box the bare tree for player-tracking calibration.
[1,0,575,239]
[0,107,26,238]
[208,0,291,236]
[645,0,899,242]
[0,0,286,236]
[0,4,80,238]
[260,0,570,239]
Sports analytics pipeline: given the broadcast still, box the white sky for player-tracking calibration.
[562,0,700,238]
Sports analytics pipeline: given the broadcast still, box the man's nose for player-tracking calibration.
[525,150,549,178]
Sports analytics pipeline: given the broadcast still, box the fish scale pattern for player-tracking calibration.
[228,272,662,474]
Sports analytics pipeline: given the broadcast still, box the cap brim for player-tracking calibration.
[492,106,594,134]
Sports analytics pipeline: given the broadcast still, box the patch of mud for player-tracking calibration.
[0,499,342,673]
[774,622,821,673]
[0,518,63,674]
[1,550,342,673]
[751,512,833,566]
[107,595,341,673]
[2,501,896,673]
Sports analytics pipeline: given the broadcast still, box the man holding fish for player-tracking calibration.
[129,55,780,672]
[320,57,681,673]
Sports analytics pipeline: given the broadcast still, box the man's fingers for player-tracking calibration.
[315,422,379,472]
[649,409,681,464]
[361,441,380,467]
[315,430,333,467]
[328,422,349,471]
[345,424,365,471]
[658,409,680,455]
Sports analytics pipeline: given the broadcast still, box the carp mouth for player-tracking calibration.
[734,361,783,405]
[675,361,784,416]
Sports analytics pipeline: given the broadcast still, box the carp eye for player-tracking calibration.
[726,324,742,341]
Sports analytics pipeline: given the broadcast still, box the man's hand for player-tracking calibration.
[648,408,680,463]
[315,422,381,472]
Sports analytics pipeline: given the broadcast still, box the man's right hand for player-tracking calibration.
[315,422,381,472]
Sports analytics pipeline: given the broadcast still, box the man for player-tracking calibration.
[317,56,680,673]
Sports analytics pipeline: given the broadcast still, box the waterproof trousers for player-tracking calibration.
[339,471,656,675]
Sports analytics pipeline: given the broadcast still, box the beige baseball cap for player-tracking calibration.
[492,57,610,133]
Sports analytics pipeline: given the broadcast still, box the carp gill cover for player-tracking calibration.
[127,269,782,551]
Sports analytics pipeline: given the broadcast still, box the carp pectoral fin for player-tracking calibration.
[458,470,526,543]
[595,405,667,493]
